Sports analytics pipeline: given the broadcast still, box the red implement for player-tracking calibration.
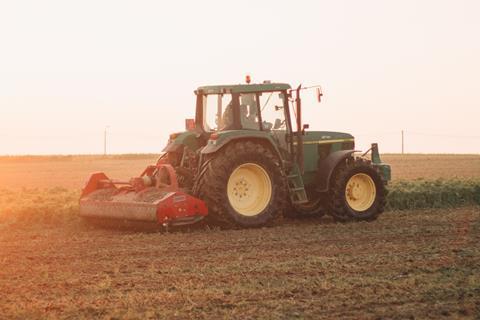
[79,164,208,226]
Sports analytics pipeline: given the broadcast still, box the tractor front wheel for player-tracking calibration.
[329,158,386,222]
[194,141,287,228]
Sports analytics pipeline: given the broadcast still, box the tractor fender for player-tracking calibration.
[315,150,356,193]
[200,135,284,164]
[162,131,203,153]
[163,142,183,153]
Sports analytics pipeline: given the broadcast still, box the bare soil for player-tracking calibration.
[0,207,479,319]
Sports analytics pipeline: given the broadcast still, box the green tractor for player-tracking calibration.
[163,80,391,227]
[80,79,391,228]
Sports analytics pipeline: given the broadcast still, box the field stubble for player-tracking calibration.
[0,154,479,318]
[0,207,479,319]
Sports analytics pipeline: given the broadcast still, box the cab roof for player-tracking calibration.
[196,83,291,95]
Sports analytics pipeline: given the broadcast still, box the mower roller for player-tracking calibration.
[80,78,391,228]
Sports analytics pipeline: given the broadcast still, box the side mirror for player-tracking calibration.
[316,87,323,103]
[302,123,309,135]
[185,118,195,131]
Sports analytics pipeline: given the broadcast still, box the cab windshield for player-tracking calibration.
[202,91,288,132]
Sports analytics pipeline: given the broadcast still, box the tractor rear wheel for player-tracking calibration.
[194,141,287,228]
[329,157,386,222]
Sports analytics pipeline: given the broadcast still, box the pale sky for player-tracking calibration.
[0,0,479,155]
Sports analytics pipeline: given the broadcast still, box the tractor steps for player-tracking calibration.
[287,165,308,205]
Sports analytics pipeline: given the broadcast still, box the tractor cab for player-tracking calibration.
[194,83,291,132]
[192,82,298,163]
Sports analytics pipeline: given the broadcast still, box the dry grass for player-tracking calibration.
[382,154,480,181]
[0,207,479,319]
[0,154,158,190]
[0,154,479,190]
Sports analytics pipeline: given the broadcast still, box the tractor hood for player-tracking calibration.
[301,131,354,145]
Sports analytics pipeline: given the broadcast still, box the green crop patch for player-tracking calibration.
[1,179,479,228]
[386,179,480,210]
[0,187,80,227]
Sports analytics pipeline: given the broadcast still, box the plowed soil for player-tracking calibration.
[1,207,479,319]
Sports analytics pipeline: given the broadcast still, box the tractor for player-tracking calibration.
[80,79,391,228]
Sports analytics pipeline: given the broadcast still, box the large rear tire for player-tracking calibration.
[194,141,287,228]
[329,157,386,222]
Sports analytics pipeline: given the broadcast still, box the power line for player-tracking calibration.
[354,132,400,136]
[406,131,480,139]
[355,131,480,139]
[354,130,479,154]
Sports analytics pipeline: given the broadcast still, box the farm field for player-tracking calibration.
[0,154,479,189]
[382,154,480,181]
[0,153,479,319]
[0,207,479,319]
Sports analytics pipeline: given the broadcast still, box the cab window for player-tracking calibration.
[258,91,287,131]
[239,93,261,130]
[203,94,233,131]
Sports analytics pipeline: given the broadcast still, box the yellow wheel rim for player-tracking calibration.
[227,163,272,217]
[345,173,376,212]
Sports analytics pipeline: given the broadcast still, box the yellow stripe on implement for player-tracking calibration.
[293,138,354,145]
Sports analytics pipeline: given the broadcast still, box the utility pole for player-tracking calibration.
[104,126,109,156]
[401,130,404,154]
